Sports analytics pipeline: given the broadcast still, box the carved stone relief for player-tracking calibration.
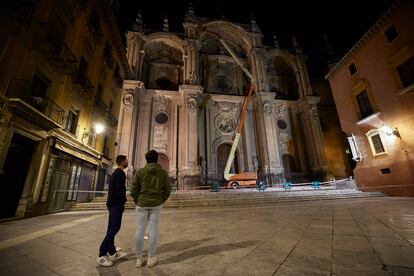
[186,96,197,112]
[153,125,168,151]
[263,102,273,117]
[215,114,236,133]
[122,92,134,108]
[275,104,287,118]
[155,95,170,113]
[213,101,239,113]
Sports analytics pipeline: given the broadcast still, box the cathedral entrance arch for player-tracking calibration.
[216,143,239,185]
[158,153,169,172]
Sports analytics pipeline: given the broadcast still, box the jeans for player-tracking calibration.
[99,205,124,257]
[135,205,162,257]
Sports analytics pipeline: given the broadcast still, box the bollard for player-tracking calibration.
[210,181,219,192]
[256,180,266,192]
[283,181,292,191]
[312,181,320,190]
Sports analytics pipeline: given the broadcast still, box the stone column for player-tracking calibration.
[249,48,267,92]
[184,39,199,84]
[302,96,330,178]
[178,85,203,187]
[252,94,269,173]
[126,32,145,80]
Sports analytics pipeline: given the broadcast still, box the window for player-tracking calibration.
[396,57,414,88]
[356,90,373,119]
[348,63,357,76]
[385,25,399,43]
[366,129,387,157]
[30,75,49,110]
[65,110,79,135]
[347,133,362,161]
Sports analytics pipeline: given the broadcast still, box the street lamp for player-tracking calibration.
[82,122,105,144]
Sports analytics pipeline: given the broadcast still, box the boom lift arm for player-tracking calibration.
[202,30,256,181]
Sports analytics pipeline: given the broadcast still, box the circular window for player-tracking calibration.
[277,119,287,129]
[155,112,169,124]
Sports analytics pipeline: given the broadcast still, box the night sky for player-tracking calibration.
[115,0,395,77]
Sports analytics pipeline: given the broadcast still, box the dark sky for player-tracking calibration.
[115,0,395,77]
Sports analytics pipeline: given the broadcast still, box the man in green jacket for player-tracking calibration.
[130,150,171,267]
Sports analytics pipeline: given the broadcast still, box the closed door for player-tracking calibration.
[0,134,36,218]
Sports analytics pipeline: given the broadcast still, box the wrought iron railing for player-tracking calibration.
[33,22,77,75]
[6,79,65,125]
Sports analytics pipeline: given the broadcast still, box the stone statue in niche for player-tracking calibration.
[188,72,198,85]
[252,155,259,172]
[187,97,197,112]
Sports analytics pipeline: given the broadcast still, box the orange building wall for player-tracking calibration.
[327,1,414,196]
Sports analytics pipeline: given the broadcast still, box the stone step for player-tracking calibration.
[69,190,385,211]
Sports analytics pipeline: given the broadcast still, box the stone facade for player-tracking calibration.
[117,8,337,187]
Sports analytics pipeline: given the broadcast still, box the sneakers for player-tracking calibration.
[136,256,144,268]
[147,256,158,267]
[96,256,113,267]
[144,235,149,240]
[108,250,128,261]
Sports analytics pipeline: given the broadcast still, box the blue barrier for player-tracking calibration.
[210,182,219,192]
[256,181,266,192]
[283,182,292,191]
[312,181,320,190]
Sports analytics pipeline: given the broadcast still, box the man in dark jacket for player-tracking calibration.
[131,150,171,267]
[96,155,128,267]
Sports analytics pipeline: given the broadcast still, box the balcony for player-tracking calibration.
[33,23,78,75]
[5,79,65,127]
[72,74,94,99]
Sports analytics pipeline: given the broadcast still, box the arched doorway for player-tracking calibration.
[216,144,239,185]
[158,153,169,172]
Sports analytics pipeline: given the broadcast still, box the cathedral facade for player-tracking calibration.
[116,8,337,188]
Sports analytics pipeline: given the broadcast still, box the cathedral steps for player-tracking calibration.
[68,189,386,210]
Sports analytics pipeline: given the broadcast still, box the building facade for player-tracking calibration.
[117,6,348,189]
[326,0,414,196]
[0,0,130,218]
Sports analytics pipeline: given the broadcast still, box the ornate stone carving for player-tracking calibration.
[213,101,238,113]
[153,125,168,151]
[215,114,236,133]
[122,92,134,107]
[275,104,287,117]
[155,95,169,112]
[309,105,319,118]
[263,102,273,117]
[186,96,197,112]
